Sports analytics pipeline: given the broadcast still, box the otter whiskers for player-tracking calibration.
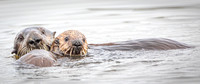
[70,47,73,57]
[16,42,49,59]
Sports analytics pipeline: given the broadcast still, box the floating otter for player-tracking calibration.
[50,30,191,56]
[51,30,88,57]
[13,29,192,67]
[12,27,56,59]
[15,30,88,67]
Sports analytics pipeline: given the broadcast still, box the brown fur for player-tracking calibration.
[13,29,192,67]
[51,30,88,57]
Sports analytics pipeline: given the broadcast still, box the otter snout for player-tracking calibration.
[28,38,42,46]
[72,40,83,47]
[27,32,43,48]
[72,40,83,54]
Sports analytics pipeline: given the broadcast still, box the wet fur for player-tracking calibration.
[17,49,56,67]
[51,30,88,57]
[89,38,192,50]
[13,29,192,67]
[12,27,56,59]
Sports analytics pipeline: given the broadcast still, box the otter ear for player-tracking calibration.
[53,31,56,38]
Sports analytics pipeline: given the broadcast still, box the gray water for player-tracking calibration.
[0,0,200,84]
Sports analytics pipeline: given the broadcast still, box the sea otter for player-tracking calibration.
[51,30,191,57]
[15,30,88,67]
[12,27,56,59]
[50,30,88,57]
[14,29,191,67]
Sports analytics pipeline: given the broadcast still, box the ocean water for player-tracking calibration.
[0,0,200,84]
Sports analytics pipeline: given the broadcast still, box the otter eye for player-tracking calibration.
[83,38,86,42]
[65,37,69,41]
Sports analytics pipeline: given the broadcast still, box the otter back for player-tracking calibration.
[89,38,192,51]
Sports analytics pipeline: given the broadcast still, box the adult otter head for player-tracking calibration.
[12,27,56,58]
[51,30,88,57]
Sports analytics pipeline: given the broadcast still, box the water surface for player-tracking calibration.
[0,0,200,84]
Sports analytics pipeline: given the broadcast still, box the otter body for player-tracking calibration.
[16,49,56,67]
[89,38,191,51]
[13,29,192,67]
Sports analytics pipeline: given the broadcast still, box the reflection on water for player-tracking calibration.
[0,0,200,84]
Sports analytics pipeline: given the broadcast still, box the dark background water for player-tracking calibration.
[0,0,200,84]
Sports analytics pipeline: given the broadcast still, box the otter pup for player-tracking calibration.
[12,27,56,59]
[51,30,191,57]
[51,30,88,57]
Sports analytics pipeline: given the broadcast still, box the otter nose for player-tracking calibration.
[35,39,42,43]
[29,39,42,45]
[72,40,82,47]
